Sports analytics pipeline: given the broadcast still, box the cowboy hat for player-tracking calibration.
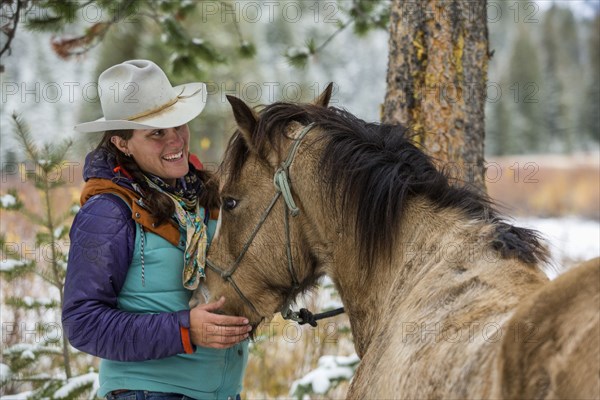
[74,60,207,133]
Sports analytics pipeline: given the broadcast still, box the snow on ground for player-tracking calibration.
[0,194,16,208]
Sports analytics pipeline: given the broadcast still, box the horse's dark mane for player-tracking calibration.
[223,102,549,269]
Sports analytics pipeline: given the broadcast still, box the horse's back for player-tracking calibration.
[499,257,600,399]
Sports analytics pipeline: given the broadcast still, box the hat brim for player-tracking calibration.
[74,82,207,133]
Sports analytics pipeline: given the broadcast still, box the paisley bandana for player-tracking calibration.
[144,165,202,209]
[143,165,208,290]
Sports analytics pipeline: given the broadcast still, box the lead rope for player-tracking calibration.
[296,307,346,327]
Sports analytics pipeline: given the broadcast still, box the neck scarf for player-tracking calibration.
[143,167,208,290]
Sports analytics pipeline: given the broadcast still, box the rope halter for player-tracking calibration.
[205,123,316,319]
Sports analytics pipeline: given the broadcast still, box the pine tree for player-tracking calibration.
[555,6,584,152]
[507,23,543,153]
[580,14,600,143]
[0,114,98,398]
[540,5,570,151]
[485,0,515,156]
[487,87,512,156]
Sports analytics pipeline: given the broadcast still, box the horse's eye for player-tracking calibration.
[223,197,238,211]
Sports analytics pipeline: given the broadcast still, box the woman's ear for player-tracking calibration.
[111,136,129,156]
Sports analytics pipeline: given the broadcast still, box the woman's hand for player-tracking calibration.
[189,296,251,349]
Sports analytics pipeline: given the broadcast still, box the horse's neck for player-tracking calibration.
[326,198,546,357]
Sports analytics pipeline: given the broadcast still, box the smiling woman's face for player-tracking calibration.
[120,124,190,186]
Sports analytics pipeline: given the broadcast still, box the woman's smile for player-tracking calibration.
[162,150,184,162]
[125,125,191,185]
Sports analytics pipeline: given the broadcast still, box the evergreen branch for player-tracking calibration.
[0,259,34,281]
[48,138,73,167]
[55,208,76,226]
[11,112,39,163]
[8,376,64,383]
[5,296,60,310]
[2,343,63,358]
[189,38,226,64]
[219,1,255,58]
[34,268,60,289]
[0,188,23,210]
[137,9,161,25]
[286,20,352,68]
[314,20,352,54]
[24,15,64,32]
[238,41,256,58]
[16,206,43,225]
[223,0,243,45]
[53,372,98,400]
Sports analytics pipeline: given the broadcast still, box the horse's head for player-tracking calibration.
[198,84,335,326]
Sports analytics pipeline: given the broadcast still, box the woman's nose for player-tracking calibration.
[166,128,184,144]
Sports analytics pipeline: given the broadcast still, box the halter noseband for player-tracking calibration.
[205,123,316,319]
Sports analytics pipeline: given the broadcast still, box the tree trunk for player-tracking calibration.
[383,0,490,192]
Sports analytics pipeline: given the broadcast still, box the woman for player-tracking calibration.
[62,60,251,400]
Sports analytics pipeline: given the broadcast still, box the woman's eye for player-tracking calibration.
[223,197,238,211]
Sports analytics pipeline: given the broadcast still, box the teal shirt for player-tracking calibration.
[98,215,248,399]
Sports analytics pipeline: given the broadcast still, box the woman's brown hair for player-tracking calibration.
[97,130,219,226]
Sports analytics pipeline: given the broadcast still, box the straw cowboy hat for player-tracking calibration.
[74,60,207,133]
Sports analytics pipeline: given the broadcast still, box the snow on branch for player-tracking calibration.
[290,353,360,398]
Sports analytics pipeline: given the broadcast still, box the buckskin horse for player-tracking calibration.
[195,84,600,399]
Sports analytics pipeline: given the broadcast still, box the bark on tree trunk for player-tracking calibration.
[383,0,490,192]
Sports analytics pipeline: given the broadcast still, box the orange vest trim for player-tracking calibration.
[80,178,181,247]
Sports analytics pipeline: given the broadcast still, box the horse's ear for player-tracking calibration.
[313,83,333,108]
[226,95,258,148]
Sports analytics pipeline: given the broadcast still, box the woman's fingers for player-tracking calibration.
[192,324,251,348]
[208,313,249,327]
[206,323,251,336]
[189,297,251,348]
[205,331,250,347]
[197,296,226,312]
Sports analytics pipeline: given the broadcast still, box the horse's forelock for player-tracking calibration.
[221,130,248,185]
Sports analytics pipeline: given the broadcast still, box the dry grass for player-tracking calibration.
[486,152,599,219]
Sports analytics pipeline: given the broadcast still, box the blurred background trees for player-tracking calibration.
[485,1,599,155]
[2,0,597,163]
[1,0,599,398]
